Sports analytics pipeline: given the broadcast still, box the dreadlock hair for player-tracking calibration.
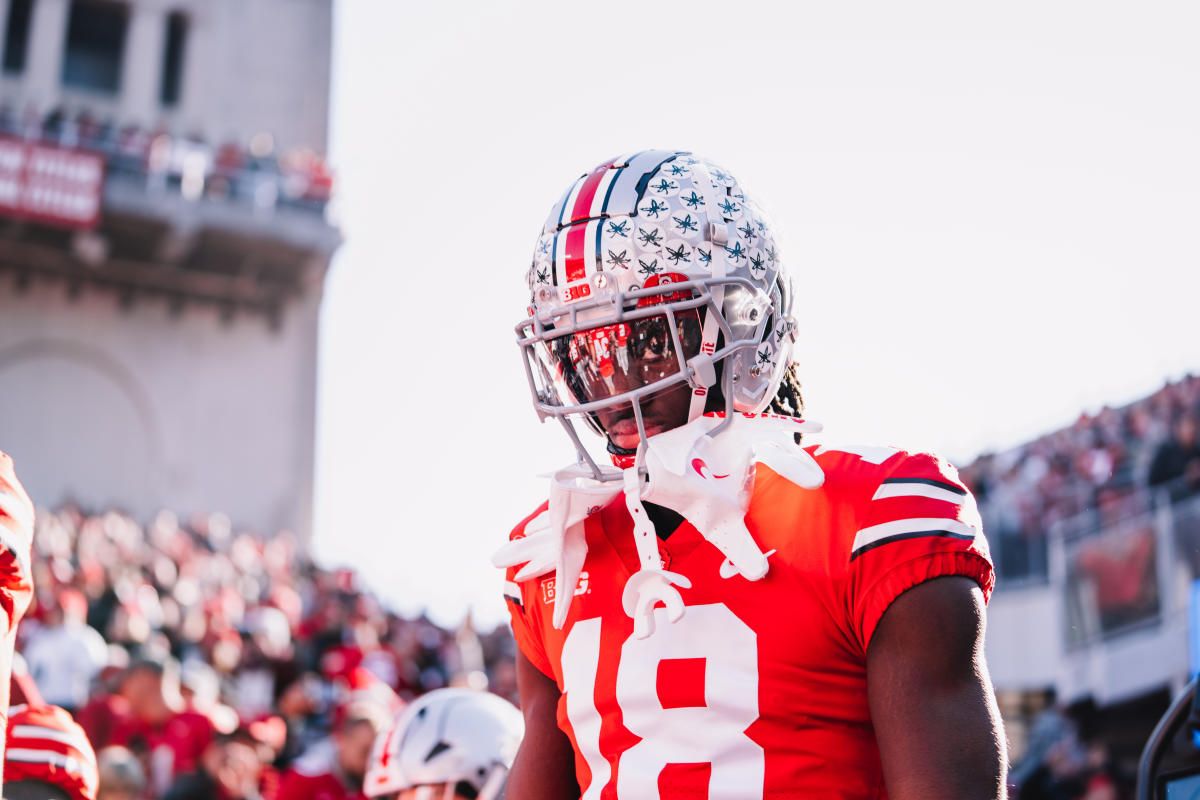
[767,361,805,418]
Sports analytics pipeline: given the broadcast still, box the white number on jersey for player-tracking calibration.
[560,603,764,799]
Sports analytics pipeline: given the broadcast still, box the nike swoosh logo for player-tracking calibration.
[719,549,776,579]
[691,457,729,480]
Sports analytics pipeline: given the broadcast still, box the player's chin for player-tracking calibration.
[607,423,668,451]
[608,432,642,451]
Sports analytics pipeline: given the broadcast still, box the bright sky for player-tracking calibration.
[314,0,1200,628]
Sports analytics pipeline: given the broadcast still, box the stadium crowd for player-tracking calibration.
[15,504,516,799]
[961,374,1200,580]
[0,104,334,213]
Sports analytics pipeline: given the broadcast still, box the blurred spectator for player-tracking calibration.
[77,665,131,757]
[5,703,99,800]
[273,673,325,770]
[1010,690,1073,793]
[1148,416,1200,500]
[96,746,146,800]
[107,659,216,796]
[276,704,388,800]
[1014,698,1122,800]
[23,586,108,713]
[163,729,264,800]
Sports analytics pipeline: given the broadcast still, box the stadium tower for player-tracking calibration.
[0,0,338,543]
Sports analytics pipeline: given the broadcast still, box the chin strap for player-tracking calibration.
[619,467,692,639]
[494,414,825,635]
[607,439,637,469]
[686,160,732,423]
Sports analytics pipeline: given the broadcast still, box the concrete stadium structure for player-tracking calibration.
[0,0,338,541]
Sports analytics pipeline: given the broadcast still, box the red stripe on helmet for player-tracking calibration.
[563,162,614,282]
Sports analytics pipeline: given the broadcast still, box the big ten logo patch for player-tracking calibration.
[542,571,590,605]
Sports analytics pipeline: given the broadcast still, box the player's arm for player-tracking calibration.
[867,576,1007,800]
[502,650,580,800]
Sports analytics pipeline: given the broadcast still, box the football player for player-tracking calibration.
[362,688,523,800]
[0,452,36,798]
[495,152,1008,799]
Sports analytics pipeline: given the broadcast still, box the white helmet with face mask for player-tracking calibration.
[363,689,524,800]
[517,150,797,474]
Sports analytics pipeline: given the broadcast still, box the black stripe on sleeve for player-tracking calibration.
[881,477,967,495]
[849,529,975,561]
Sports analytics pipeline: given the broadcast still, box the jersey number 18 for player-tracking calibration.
[560,603,764,799]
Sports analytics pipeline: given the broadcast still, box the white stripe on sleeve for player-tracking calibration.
[851,517,976,556]
[872,482,966,505]
[12,724,94,756]
[5,749,86,771]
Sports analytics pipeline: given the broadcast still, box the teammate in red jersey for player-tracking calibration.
[5,702,100,800]
[0,451,37,798]
[495,152,1007,799]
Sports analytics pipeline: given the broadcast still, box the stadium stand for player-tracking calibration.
[0,104,334,214]
[962,374,1200,583]
[966,375,1200,799]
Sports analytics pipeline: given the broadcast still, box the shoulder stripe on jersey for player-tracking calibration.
[850,529,976,560]
[851,517,975,559]
[6,750,86,769]
[873,481,966,505]
[881,476,966,495]
[503,580,523,608]
[11,724,92,754]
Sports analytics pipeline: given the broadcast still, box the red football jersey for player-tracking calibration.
[110,708,215,781]
[504,444,994,800]
[276,768,366,800]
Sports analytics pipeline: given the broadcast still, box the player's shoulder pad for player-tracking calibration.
[805,442,968,491]
[804,441,909,490]
[502,501,551,609]
[508,500,550,542]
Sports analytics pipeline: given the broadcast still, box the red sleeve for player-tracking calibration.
[846,451,995,651]
[0,452,34,629]
[503,502,556,681]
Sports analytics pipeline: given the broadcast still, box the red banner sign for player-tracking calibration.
[0,137,104,229]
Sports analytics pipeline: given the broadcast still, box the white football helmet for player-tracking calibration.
[363,689,524,800]
[517,150,796,477]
